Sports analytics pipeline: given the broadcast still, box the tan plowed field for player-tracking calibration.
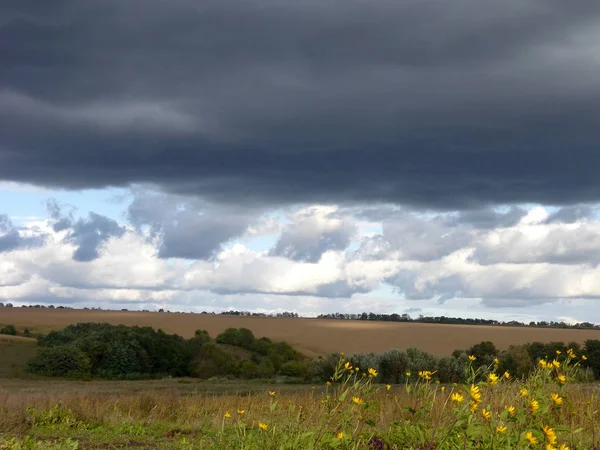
[1,308,599,357]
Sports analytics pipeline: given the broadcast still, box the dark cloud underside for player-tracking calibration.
[1,0,600,208]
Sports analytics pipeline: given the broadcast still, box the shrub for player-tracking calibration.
[27,345,91,378]
[467,341,498,366]
[308,353,341,382]
[0,324,17,336]
[216,328,256,348]
[279,360,309,378]
[239,360,275,379]
[378,349,410,384]
[435,355,465,383]
[584,339,600,378]
[189,342,238,379]
[498,344,533,379]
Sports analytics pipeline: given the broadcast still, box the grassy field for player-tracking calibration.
[2,308,600,357]
[1,354,598,449]
[0,336,37,378]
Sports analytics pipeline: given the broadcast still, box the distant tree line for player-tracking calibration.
[26,323,306,380]
[315,312,600,330]
[4,303,596,329]
[0,303,71,309]
[212,310,299,318]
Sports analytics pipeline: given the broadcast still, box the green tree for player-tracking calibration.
[27,345,91,378]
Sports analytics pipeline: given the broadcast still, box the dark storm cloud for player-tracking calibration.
[0,214,46,252]
[545,205,599,224]
[451,207,527,229]
[127,191,258,260]
[2,0,600,208]
[47,199,126,261]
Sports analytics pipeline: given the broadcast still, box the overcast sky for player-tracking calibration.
[2,0,600,322]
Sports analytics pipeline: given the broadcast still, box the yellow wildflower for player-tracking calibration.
[470,384,482,403]
[355,367,360,372]
[258,422,268,431]
[582,355,587,361]
[504,371,511,380]
[326,381,332,386]
[368,367,378,377]
[556,350,561,355]
[558,445,570,450]
[552,359,561,369]
[468,355,477,361]
[494,357,499,365]
[344,362,353,370]
[405,371,411,377]
[481,408,491,421]
[451,392,464,403]
[557,374,567,385]
[543,426,557,445]
[525,431,538,445]
[551,393,563,406]
[336,432,344,440]
[567,349,576,359]
[488,373,499,386]
[269,391,276,397]
[530,399,539,414]
[224,412,231,418]
[418,370,434,381]
[352,396,363,406]
[386,384,391,391]
[469,402,478,413]
[505,405,516,417]
[441,386,445,393]
[496,424,507,434]
[238,409,246,415]
[519,388,529,397]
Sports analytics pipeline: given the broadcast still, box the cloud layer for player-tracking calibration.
[1,196,600,322]
[2,1,600,207]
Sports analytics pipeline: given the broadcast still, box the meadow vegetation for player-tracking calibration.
[3,318,600,448]
[1,349,600,449]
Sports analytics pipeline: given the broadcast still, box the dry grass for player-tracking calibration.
[2,308,600,357]
[1,372,599,449]
[0,334,36,342]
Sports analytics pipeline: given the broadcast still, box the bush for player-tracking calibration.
[216,328,256,348]
[189,342,238,379]
[467,341,498,366]
[279,360,309,378]
[498,344,533,379]
[0,324,17,335]
[348,353,382,380]
[584,339,600,378]
[378,349,410,384]
[27,346,91,378]
[308,353,340,382]
[435,356,465,383]
[239,360,276,379]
